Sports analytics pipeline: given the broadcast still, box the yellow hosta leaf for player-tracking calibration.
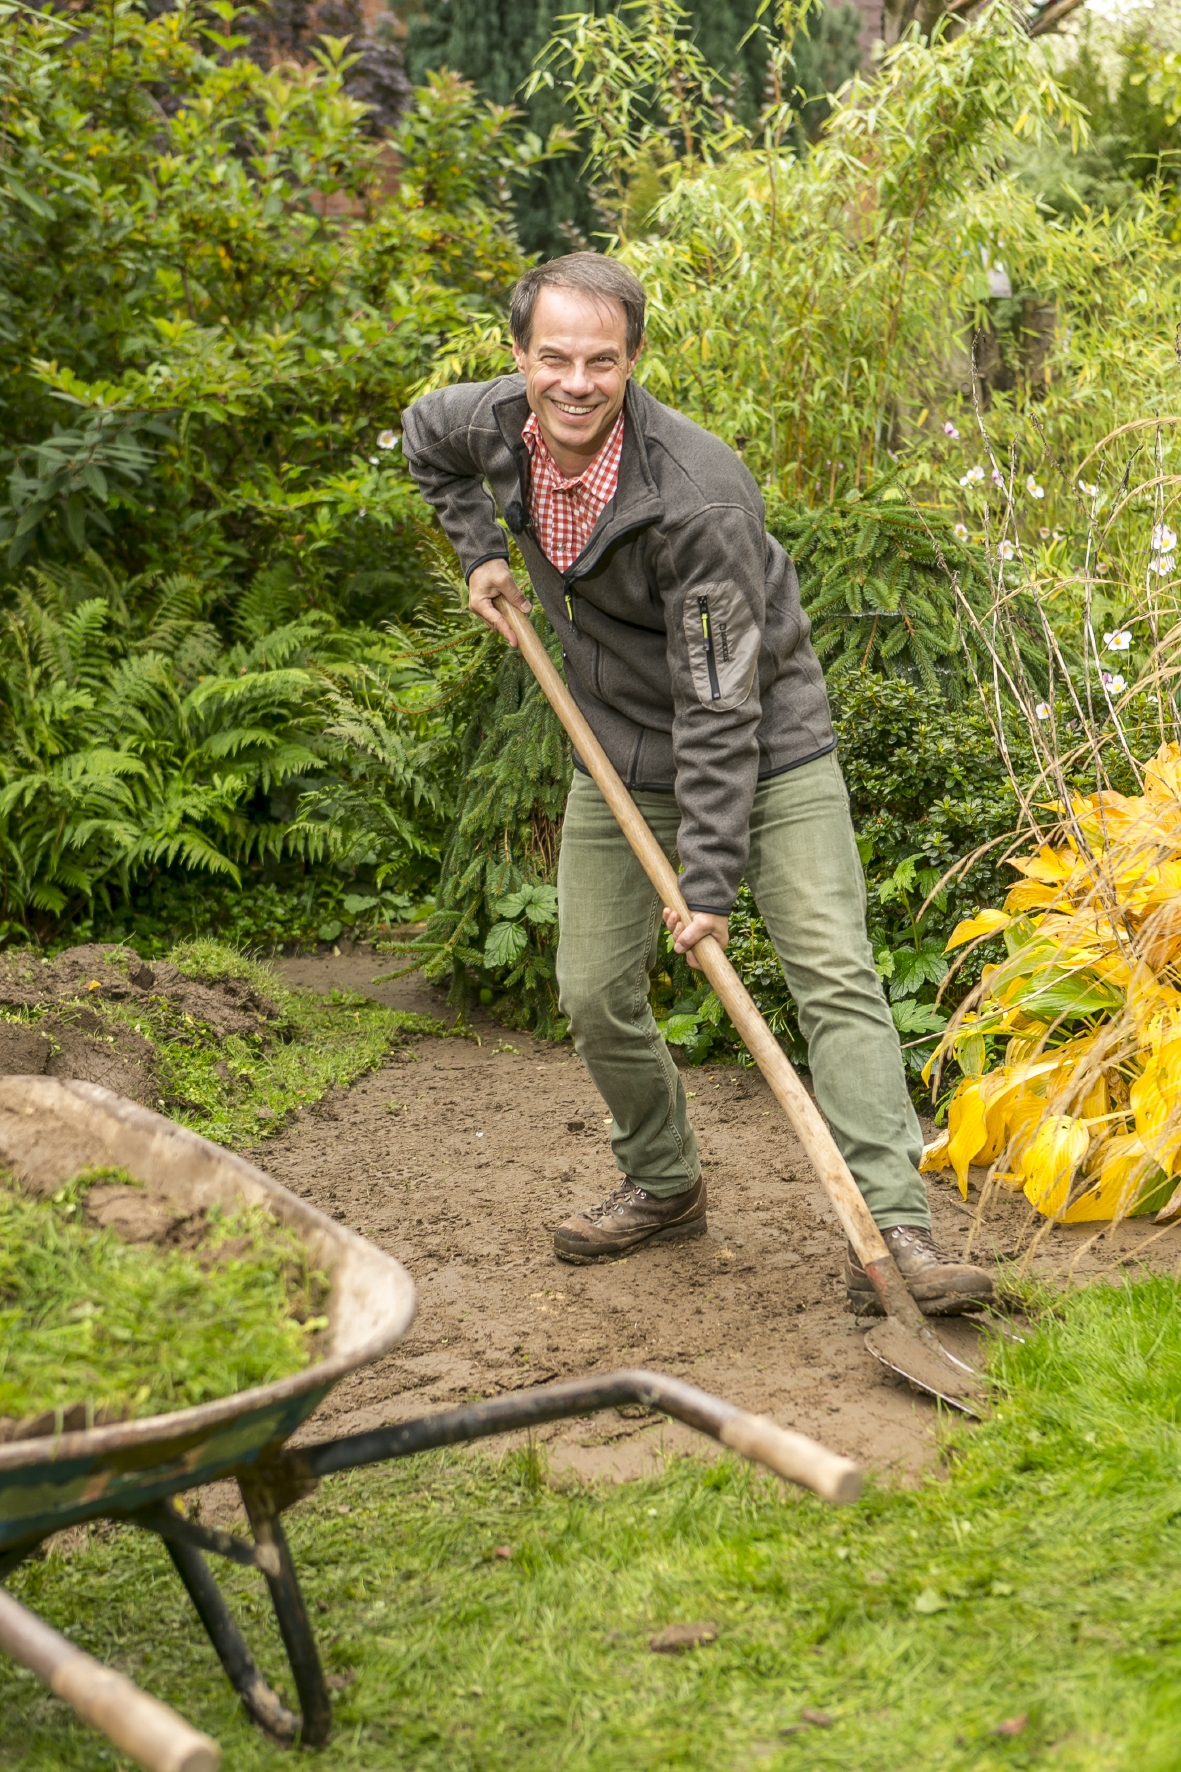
[1088,949,1134,990]
[1010,845,1076,886]
[1144,741,1181,805]
[1004,881,1063,913]
[945,909,1011,952]
[1060,1134,1155,1223]
[947,1084,989,1197]
[1019,1114,1090,1217]
[920,1131,951,1173]
[1130,1064,1167,1138]
[1078,1070,1109,1120]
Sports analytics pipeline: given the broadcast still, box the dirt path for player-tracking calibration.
[260,946,1181,1484]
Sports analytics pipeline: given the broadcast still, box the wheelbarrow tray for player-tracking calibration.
[0,1077,416,1556]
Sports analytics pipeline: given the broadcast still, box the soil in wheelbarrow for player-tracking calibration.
[245,946,1181,1487]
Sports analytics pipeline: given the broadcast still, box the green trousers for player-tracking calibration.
[554,752,931,1231]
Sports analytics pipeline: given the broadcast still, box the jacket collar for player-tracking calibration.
[492,378,664,574]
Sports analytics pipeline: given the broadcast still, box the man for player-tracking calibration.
[403,252,993,1317]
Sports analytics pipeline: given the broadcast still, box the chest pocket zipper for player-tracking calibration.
[564,587,575,624]
[698,596,721,701]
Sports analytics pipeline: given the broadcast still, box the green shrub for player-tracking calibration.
[651,673,1028,1078]
[0,0,529,619]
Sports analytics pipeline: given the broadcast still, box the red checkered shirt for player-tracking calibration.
[522,409,625,575]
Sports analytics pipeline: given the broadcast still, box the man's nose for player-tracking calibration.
[560,360,597,396]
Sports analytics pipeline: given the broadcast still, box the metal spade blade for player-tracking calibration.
[863,1316,986,1416]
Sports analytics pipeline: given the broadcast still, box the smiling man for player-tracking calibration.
[403,252,994,1317]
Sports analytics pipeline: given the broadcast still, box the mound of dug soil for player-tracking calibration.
[0,944,283,1107]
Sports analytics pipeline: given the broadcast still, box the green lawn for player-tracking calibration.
[4,1277,1181,1770]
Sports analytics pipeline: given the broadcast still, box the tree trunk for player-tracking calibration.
[880,0,1086,50]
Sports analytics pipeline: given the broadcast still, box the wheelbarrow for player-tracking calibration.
[0,1077,863,1770]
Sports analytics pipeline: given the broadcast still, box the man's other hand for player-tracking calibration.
[662,907,729,972]
[468,558,531,647]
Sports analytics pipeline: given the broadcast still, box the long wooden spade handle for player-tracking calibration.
[495,596,924,1325]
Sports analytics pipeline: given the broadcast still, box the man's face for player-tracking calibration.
[512,286,639,468]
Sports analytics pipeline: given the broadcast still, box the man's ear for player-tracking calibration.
[627,335,646,375]
[511,337,528,373]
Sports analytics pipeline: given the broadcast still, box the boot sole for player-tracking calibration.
[554,1214,708,1266]
[845,1287,993,1319]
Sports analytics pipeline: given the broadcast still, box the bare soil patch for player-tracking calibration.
[0,943,283,1107]
[248,947,1181,1487]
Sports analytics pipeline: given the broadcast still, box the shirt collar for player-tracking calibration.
[522,409,625,489]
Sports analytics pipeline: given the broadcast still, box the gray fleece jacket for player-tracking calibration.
[402,374,834,914]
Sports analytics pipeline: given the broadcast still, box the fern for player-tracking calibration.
[0,564,457,936]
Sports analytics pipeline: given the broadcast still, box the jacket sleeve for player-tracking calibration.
[658,497,775,915]
[401,383,510,580]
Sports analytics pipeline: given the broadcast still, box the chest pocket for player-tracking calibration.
[682,580,760,712]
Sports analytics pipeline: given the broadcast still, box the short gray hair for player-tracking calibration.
[510,253,646,358]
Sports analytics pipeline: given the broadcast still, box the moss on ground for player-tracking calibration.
[101,940,445,1146]
[4,1278,1181,1770]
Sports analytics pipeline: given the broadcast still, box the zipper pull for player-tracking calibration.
[565,587,574,623]
[698,595,721,700]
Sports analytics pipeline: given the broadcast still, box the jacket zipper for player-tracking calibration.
[564,586,575,624]
[698,596,721,701]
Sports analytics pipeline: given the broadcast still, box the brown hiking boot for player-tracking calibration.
[845,1225,995,1317]
[554,1176,707,1265]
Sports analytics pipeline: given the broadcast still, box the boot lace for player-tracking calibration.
[585,1179,647,1223]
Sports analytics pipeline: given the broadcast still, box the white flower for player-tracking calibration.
[368,455,379,464]
[1035,702,1052,721]
[943,421,961,439]
[953,523,969,542]
[1101,672,1126,694]
[1152,524,1177,552]
[1039,527,1051,540]
[377,430,400,450]
[1026,475,1045,499]
[1151,553,1177,577]
[992,468,1006,488]
[1052,530,1063,541]
[960,465,985,486]
[997,539,1017,560]
[1104,629,1132,652]
[1079,480,1099,498]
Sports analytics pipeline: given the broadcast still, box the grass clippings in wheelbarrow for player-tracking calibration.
[0,1165,329,1440]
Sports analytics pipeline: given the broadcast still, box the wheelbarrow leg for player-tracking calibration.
[164,1538,299,1746]
[239,1477,332,1750]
